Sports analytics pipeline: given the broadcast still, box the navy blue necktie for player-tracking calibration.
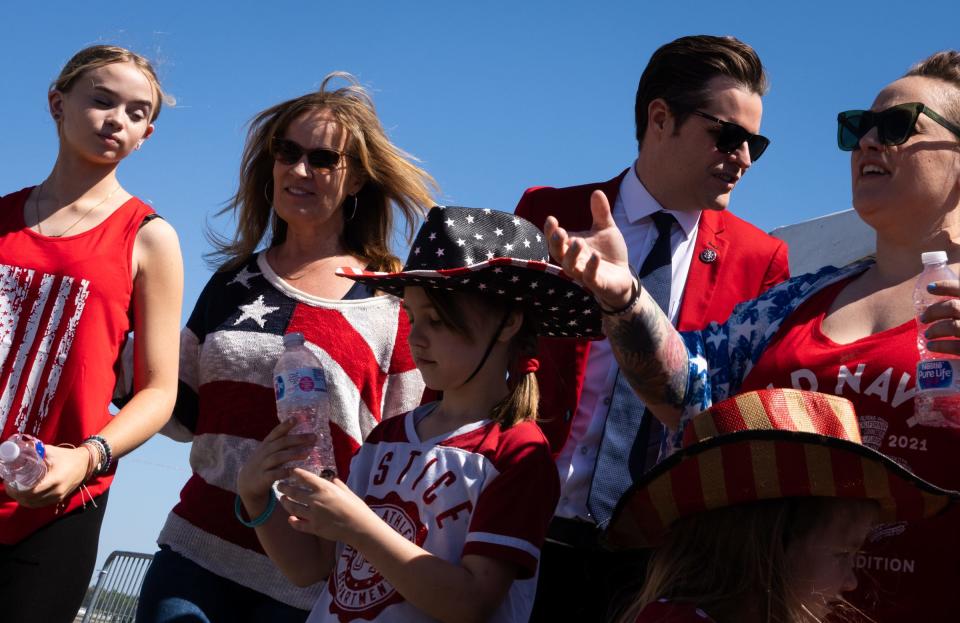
[588,211,675,528]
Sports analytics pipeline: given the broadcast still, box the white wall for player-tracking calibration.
[769,208,875,275]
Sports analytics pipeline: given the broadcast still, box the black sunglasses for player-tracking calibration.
[691,110,770,161]
[270,137,354,170]
[837,102,960,151]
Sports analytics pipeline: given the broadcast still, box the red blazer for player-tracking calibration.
[515,170,790,454]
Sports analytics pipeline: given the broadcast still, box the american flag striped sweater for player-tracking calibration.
[156,252,424,609]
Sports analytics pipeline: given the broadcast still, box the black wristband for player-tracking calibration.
[598,267,641,316]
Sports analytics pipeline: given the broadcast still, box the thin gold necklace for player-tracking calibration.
[34,181,123,238]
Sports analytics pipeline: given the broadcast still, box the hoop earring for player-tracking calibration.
[345,195,358,221]
[263,181,274,206]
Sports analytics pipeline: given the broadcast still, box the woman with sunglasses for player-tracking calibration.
[0,46,183,623]
[547,50,960,622]
[135,73,435,623]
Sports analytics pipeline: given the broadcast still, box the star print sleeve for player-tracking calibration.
[168,259,273,439]
[666,265,860,452]
[668,283,795,451]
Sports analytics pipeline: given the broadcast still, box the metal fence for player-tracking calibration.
[79,551,153,623]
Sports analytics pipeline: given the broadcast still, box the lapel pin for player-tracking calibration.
[699,249,718,263]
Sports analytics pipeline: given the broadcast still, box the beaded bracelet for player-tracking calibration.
[84,438,106,474]
[234,492,277,528]
[598,268,642,317]
[82,435,112,476]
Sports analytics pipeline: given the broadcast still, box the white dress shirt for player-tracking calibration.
[553,163,701,522]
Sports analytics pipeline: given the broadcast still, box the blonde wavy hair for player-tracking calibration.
[617,497,876,623]
[209,72,437,272]
[52,45,171,122]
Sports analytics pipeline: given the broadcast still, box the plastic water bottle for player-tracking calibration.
[274,332,336,477]
[913,251,960,427]
[0,434,47,490]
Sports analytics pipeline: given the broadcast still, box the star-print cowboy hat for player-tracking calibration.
[336,206,602,338]
[606,389,960,549]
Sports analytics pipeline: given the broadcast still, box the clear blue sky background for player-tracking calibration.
[2,1,956,585]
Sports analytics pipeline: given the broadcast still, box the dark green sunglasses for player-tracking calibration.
[837,102,960,151]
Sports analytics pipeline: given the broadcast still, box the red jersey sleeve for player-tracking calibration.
[462,421,559,578]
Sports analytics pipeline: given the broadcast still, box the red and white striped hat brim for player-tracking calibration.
[607,389,960,549]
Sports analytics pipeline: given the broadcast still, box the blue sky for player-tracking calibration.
[3,1,957,583]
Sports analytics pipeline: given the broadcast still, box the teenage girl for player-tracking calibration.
[0,45,183,622]
[237,206,602,622]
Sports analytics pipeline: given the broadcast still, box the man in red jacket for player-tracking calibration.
[515,35,790,622]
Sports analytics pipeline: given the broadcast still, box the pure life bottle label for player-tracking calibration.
[917,359,960,394]
[275,367,327,401]
[274,332,337,476]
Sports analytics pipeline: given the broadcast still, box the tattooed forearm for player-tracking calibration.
[603,288,688,430]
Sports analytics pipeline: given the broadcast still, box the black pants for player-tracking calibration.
[0,491,108,623]
[530,537,652,623]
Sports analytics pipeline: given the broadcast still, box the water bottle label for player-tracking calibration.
[34,439,45,460]
[916,359,960,393]
[277,367,327,401]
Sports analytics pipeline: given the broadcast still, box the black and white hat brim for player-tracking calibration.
[337,257,602,338]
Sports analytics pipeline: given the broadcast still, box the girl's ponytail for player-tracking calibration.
[490,315,540,428]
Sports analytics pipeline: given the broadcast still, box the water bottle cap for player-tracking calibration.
[0,441,20,462]
[283,332,306,347]
[922,251,948,265]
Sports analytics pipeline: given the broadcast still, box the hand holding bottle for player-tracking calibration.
[2,444,89,508]
[913,251,960,427]
[919,279,960,356]
[273,332,337,477]
[276,468,377,542]
[237,419,316,514]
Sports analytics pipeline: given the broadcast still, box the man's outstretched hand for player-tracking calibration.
[544,190,635,310]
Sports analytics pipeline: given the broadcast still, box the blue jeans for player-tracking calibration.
[135,546,311,623]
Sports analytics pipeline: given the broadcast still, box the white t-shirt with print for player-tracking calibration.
[308,403,559,623]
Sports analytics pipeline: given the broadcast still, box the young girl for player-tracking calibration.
[605,389,958,623]
[0,45,183,622]
[237,206,602,622]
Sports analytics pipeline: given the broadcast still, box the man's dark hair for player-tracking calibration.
[634,35,768,149]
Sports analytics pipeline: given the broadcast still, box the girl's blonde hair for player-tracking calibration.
[52,45,169,122]
[617,497,876,623]
[423,288,540,428]
[209,72,437,272]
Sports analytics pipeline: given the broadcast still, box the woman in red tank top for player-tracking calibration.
[0,45,183,622]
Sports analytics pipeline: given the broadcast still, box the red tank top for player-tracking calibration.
[0,186,155,543]
[742,278,960,623]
